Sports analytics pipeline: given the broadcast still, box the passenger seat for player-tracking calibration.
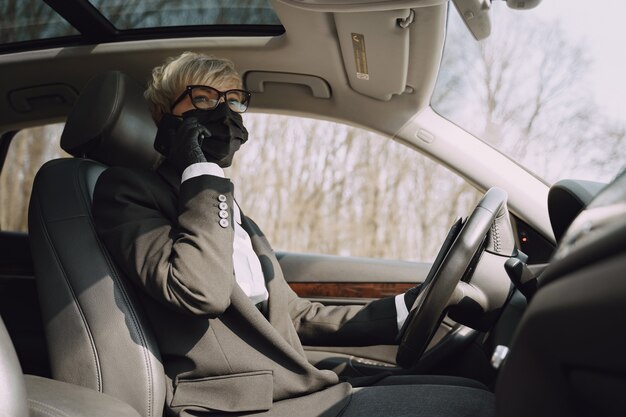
[0,315,141,417]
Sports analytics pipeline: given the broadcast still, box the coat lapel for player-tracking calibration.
[239,216,290,329]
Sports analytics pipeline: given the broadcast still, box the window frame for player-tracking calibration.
[0,131,17,174]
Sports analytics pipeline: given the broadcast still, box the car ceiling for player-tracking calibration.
[0,0,448,136]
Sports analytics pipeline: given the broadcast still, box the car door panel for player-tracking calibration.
[277,251,431,303]
[277,251,434,370]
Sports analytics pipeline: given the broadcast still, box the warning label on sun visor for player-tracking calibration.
[351,33,369,80]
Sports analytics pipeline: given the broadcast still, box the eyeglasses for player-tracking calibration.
[170,85,252,113]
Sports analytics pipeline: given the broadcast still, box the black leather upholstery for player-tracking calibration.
[548,179,605,242]
[0,317,29,417]
[28,72,166,417]
[2,300,142,417]
[61,71,162,171]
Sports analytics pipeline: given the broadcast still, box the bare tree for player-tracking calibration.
[227,9,626,261]
[432,7,625,184]
[0,0,76,42]
[0,124,68,231]
[228,114,480,262]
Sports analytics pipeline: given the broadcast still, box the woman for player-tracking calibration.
[93,52,489,417]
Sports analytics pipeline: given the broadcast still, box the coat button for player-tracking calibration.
[219,202,228,210]
[219,219,229,228]
[219,210,229,219]
[218,194,227,202]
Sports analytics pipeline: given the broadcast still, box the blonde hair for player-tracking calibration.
[144,52,242,123]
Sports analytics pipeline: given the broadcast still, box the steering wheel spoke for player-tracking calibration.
[449,281,488,311]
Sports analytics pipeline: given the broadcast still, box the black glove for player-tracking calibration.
[404,284,422,310]
[201,135,239,165]
[169,117,210,175]
[183,107,246,168]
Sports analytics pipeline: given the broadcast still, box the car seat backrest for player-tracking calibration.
[1,315,143,417]
[28,71,165,417]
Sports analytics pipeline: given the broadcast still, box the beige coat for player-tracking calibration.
[93,162,399,416]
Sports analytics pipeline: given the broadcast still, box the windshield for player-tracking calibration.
[432,1,626,185]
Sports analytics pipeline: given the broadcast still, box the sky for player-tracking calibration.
[532,0,626,120]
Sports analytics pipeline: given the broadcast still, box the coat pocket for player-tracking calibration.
[172,370,273,412]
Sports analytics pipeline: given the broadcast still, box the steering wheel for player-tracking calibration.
[396,187,509,368]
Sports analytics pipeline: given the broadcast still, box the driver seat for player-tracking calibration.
[28,71,166,417]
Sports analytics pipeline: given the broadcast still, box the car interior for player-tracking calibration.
[1,0,625,416]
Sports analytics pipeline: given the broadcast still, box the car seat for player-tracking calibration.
[0,313,142,417]
[28,71,165,417]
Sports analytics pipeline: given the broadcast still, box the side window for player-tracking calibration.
[228,114,481,262]
[0,123,68,232]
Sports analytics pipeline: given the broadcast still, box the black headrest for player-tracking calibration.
[548,179,606,242]
[60,71,162,170]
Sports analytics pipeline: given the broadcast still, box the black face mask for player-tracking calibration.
[154,103,248,168]
[183,104,248,168]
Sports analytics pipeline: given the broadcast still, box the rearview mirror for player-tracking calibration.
[451,0,492,40]
[452,0,543,40]
[505,0,541,10]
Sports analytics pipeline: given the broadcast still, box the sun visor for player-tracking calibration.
[334,10,412,101]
